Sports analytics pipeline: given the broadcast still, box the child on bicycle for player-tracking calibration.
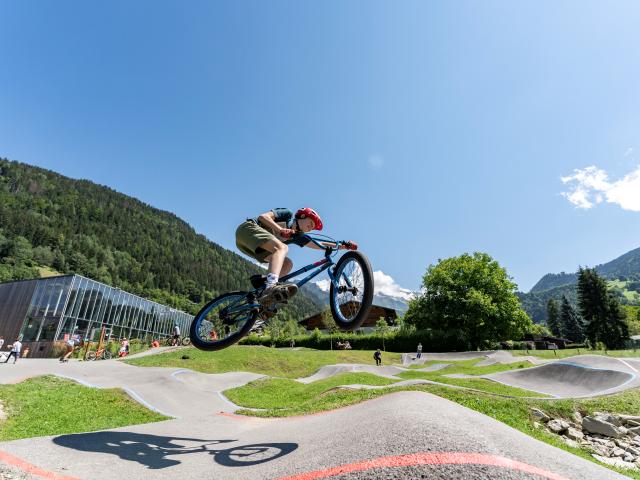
[235,207,357,308]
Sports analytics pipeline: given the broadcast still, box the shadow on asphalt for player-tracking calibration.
[52,431,297,469]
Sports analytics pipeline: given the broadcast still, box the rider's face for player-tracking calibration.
[297,217,315,233]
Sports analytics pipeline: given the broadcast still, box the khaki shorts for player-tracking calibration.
[235,221,275,262]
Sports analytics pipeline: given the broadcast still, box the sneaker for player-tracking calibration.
[258,283,298,308]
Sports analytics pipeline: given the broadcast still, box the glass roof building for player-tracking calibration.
[0,274,193,357]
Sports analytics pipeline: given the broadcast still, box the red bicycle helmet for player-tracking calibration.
[295,207,323,231]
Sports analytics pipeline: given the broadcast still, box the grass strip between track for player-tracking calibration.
[0,376,168,441]
[125,345,403,378]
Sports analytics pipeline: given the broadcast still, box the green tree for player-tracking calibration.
[405,252,533,349]
[546,298,562,337]
[527,323,551,337]
[578,267,629,349]
[375,318,390,351]
[602,294,629,350]
[560,295,584,343]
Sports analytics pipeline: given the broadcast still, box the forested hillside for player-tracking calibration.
[520,247,640,323]
[0,158,319,320]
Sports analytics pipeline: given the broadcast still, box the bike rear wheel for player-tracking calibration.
[189,291,259,351]
[329,251,374,330]
[85,351,97,361]
[102,350,112,360]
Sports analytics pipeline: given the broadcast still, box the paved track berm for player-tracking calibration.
[0,354,633,480]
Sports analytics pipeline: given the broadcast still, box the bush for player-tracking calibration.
[241,328,470,352]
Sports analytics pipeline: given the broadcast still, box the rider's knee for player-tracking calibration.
[274,241,289,254]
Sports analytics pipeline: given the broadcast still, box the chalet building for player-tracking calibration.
[523,334,572,350]
[300,305,398,333]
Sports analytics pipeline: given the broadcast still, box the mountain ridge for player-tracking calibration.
[520,246,640,323]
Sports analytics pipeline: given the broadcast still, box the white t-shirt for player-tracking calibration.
[0,339,4,349]
[173,326,180,336]
[11,341,22,353]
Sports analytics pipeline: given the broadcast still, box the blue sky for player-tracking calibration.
[2,1,640,294]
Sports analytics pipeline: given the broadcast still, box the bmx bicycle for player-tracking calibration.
[165,336,191,347]
[85,345,112,361]
[189,234,374,352]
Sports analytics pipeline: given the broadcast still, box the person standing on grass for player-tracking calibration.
[4,339,22,364]
[172,324,180,346]
[374,348,382,366]
[119,338,129,357]
[60,336,76,362]
[417,342,422,359]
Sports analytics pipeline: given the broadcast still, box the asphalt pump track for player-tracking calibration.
[0,355,635,480]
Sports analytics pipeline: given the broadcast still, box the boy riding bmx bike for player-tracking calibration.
[235,207,357,310]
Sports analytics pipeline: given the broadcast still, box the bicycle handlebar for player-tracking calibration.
[295,233,345,252]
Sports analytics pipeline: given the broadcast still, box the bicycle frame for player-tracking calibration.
[270,234,352,290]
[225,234,352,314]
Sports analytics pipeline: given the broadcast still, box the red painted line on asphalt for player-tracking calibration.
[276,452,569,480]
[0,450,80,480]
[217,412,261,421]
[5,375,33,384]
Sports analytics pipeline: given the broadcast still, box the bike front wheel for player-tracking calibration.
[85,351,97,361]
[329,251,374,330]
[189,291,259,352]
[181,336,191,346]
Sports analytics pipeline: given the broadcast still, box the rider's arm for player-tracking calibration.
[305,241,335,250]
[257,211,285,234]
[304,240,354,250]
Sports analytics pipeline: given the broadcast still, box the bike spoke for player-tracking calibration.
[194,293,255,344]
[334,258,366,322]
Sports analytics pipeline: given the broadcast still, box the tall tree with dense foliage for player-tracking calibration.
[577,267,629,349]
[546,298,562,337]
[602,294,629,349]
[560,295,584,342]
[404,252,533,349]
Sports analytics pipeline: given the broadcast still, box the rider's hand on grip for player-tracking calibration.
[280,228,295,239]
[344,241,358,250]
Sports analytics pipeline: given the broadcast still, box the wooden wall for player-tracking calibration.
[0,279,38,346]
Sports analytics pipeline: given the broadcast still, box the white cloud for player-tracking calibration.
[560,165,640,212]
[624,147,634,157]
[372,270,415,300]
[315,270,414,300]
[368,155,384,170]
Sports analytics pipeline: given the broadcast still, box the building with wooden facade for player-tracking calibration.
[0,275,192,358]
[299,304,398,332]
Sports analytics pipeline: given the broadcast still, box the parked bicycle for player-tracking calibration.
[190,233,374,352]
[85,346,112,361]
[165,336,191,347]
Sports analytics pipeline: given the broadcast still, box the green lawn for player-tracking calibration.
[0,376,168,441]
[511,348,640,359]
[398,359,544,397]
[126,345,402,378]
[225,372,398,409]
[226,358,545,416]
